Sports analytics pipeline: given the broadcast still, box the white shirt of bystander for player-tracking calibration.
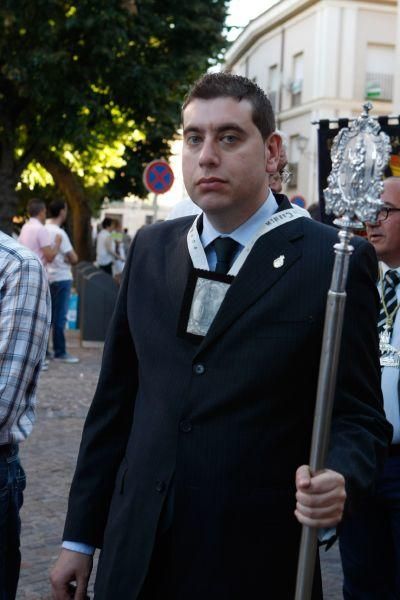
[45,223,73,283]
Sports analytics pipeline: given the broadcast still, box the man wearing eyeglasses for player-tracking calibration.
[339,176,400,599]
[269,131,310,218]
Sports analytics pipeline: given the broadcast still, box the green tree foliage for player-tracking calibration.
[0,0,228,256]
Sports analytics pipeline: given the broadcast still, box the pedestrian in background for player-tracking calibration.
[95,218,120,275]
[111,220,125,285]
[122,228,132,257]
[45,200,79,364]
[19,198,61,265]
[0,231,51,600]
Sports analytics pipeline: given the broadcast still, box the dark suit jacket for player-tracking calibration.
[64,198,391,599]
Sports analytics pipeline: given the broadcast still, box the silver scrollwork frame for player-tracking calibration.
[324,102,392,228]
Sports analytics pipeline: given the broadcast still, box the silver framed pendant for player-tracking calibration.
[187,277,230,336]
[178,268,234,340]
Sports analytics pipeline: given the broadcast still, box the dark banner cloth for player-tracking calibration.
[317,115,400,225]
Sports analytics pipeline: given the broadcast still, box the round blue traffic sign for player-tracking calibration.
[143,160,174,194]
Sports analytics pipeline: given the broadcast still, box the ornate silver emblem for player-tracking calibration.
[324,102,391,229]
[379,326,400,368]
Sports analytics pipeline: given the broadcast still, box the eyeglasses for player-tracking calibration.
[270,168,292,185]
[280,168,292,184]
[375,207,400,222]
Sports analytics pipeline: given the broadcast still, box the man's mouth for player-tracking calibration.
[197,177,227,191]
[368,232,383,242]
[197,177,226,184]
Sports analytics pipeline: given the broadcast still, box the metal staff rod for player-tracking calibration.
[294,228,353,599]
[294,102,391,600]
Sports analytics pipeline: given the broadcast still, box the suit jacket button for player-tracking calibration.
[179,420,192,433]
[193,363,205,375]
[155,480,166,493]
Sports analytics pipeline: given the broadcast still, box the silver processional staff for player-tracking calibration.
[294,102,391,600]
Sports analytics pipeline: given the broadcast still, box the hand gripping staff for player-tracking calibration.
[294,103,391,600]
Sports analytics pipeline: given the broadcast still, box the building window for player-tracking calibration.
[365,44,395,102]
[268,64,279,113]
[290,52,304,108]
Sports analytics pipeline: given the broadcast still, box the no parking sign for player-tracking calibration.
[143,160,174,194]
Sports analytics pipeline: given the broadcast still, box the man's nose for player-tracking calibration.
[365,219,379,229]
[198,138,220,167]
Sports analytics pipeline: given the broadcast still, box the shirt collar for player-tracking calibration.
[380,262,400,276]
[200,190,278,249]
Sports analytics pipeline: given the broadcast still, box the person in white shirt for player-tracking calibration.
[19,198,62,265]
[45,200,79,364]
[339,176,400,598]
[110,221,126,285]
[96,218,120,275]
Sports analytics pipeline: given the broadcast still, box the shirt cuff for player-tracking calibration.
[318,527,337,549]
[62,541,96,555]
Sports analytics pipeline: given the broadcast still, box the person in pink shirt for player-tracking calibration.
[19,199,61,265]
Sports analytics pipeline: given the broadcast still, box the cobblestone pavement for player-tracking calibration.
[16,332,344,599]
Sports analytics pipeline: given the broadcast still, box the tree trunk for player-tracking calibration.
[39,155,93,260]
[0,172,17,235]
[0,135,18,235]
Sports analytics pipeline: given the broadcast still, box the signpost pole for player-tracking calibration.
[153,193,159,222]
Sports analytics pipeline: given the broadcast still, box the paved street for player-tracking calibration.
[17,331,344,599]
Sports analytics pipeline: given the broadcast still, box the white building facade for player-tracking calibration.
[225,0,398,206]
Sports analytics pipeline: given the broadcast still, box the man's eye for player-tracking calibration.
[186,135,201,145]
[221,135,238,144]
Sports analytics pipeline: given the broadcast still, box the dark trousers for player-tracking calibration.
[339,455,400,599]
[99,264,112,275]
[0,445,25,600]
[50,280,72,357]
[137,524,323,600]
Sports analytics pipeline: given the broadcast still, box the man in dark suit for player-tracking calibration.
[51,73,391,600]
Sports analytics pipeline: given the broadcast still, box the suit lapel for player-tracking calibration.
[194,215,304,356]
[165,222,193,314]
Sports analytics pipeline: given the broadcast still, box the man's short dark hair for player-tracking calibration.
[182,72,276,139]
[48,199,66,219]
[27,198,46,218]
[102,218,113,229]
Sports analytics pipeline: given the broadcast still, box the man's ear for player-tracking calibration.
[265,133,281,174]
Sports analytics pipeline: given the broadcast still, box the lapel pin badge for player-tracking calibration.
[273,255,285,269]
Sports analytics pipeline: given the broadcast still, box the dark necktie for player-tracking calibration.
[378,269,400,337]
[213,237,239,275]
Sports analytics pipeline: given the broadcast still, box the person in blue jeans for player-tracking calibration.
[45,200,79,364]
[0,448,26,599]
[0,232,50,599]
